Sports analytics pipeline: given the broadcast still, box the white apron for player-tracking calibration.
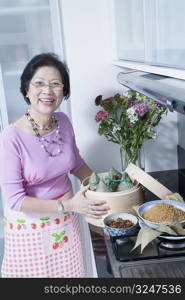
[1,190,85,278]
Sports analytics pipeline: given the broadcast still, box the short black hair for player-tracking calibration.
[20,52,70,104]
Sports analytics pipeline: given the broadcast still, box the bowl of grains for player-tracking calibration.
[103,212,138,237]
[138,200,185,229]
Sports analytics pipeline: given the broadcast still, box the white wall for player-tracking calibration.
[60,0,178,173]
[61,0,123,173]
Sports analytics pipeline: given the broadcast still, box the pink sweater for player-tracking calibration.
[0,112,84,211]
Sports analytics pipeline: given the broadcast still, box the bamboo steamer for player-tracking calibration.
[81,172,144,227]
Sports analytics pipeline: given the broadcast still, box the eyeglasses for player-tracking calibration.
[30,81,64,91]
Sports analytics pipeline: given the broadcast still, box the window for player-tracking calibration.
[113,0,185,75]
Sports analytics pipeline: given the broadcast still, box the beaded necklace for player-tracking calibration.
[25,111,63,157]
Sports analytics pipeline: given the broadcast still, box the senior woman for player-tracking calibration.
[0,53,109,278]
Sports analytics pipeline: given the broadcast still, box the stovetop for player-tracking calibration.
[104,234,185,278]
[111,234,185,262]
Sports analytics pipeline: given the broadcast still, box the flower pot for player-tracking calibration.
[81,172,144,227]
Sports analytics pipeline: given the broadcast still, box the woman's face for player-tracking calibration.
[26,66,64,115]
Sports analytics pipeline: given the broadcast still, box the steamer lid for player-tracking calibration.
[125,163,172,199]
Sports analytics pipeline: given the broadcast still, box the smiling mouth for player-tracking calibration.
[39,99,55,104]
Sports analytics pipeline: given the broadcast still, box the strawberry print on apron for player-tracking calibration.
[1,190,85,278]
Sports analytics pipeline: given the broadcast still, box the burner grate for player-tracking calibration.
[157,236,185,250]
[111,235,185,261]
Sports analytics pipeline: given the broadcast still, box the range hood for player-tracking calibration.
[117,71,185,114]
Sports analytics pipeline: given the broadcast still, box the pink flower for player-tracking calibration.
[134,103,150,117]
[95,110,111,122]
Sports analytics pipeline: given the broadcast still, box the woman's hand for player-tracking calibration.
[65,186,110,219]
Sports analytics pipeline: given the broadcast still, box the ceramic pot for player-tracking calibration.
[103,212,138,237]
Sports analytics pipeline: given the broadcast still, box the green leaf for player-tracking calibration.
[40,217,50,221]
[52,233,61,242]
[100,101,114,114]
[52,233,58,238]
[17,219,26,224]
[60,231,66,238]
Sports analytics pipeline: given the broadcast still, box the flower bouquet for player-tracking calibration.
[95,90,168,171]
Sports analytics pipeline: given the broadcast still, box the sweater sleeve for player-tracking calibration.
[0,129,26,211]
[70,134,85,174]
